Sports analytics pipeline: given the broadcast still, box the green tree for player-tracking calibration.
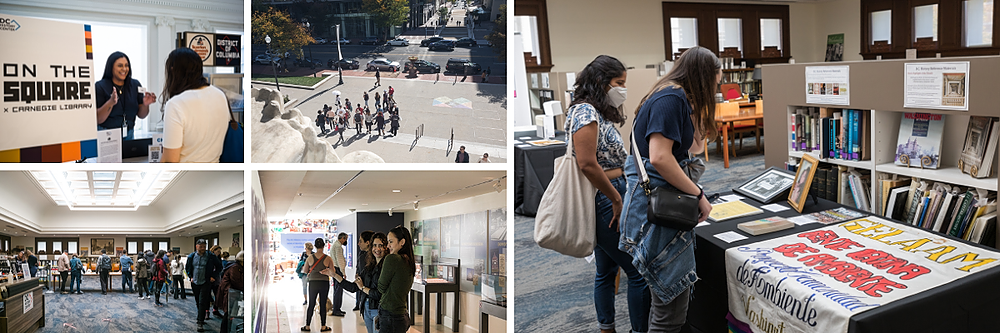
[362,0,409,40]
[484,4,505,60]
[437,7,449,25]
[252,8,314,61]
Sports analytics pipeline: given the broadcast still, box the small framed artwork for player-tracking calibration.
[734,167,796,204]
[788,154,820,213]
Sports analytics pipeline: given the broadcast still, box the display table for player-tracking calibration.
[410,280,460,333]
[0,278,44,333]
[478,300,505,333]
[688,194,1000,333]
[513,130,567,216]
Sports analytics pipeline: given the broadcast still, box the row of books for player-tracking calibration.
[810,164,872,212]
[724,71,753,84]
[790,108,871,161]
[883,177,997,246]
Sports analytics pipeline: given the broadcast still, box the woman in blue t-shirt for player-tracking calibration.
[564,55,650,333]
[620,46,721,332]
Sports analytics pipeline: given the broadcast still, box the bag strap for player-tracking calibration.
[630,119,652,195]
[307,253,326,273]
[217,86,238,130]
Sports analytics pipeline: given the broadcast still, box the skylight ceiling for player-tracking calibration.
[31,170,179,211]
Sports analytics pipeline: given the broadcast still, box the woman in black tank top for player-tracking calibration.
[302,238,334,332]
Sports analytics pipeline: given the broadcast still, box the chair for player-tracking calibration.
[710,102,758,158]
[720,83,742,101]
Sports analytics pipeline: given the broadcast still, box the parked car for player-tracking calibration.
[294,57,323,68]
[404,59,440,73]
[366,58,400,72]
[360,36,380,45]
[445,58,481,74]
[313,37,328,44]
[254,54,279,65]
[429,40,455,51]
[420,36,445,47]
[335,37,350,45]
[455,37,477,47]
[387,37,409,46]
[329,58,360,70]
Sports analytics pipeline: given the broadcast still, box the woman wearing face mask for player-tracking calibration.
[333,232,388,333]
[95,51,155,140]
[565,55,650,333]
[619,46,720,332]
[377,226,416,333]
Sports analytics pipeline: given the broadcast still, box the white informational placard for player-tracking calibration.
[904,62,970,111]
[565,72,576,87]
[805,66,850,105]
[149,132,163,162]
[726,216,999,333]
[23,292,33,313]
[541,72,550,88]
[96,128,121,163]
[0,14,98,152]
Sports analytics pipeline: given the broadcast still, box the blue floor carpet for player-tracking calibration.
[33,275,228,333]
[514,138,765,332]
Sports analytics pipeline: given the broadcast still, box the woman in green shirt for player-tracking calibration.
[377,226,416,333]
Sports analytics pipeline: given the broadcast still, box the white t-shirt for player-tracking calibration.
[163,86,230,163]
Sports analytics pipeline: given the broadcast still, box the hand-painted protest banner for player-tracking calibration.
[726,216,999,333]
[1,13,98,160]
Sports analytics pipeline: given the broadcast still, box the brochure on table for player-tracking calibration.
[805,66,849,105]
[726,216,999,333]
[903,62,969,111]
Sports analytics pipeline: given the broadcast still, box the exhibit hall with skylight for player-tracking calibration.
[0,170,244,333]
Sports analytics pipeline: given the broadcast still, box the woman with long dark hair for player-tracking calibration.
[152,250,168,306]
[377,226,415,333]
[160,47,231,163]
[95,51,155,140]
[333,232,388,333]
[566,55,650,333]
[619,46,720,332]
[302,237,334,332]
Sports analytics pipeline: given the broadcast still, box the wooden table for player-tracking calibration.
[715,113,764,169]
[479,300,505,333]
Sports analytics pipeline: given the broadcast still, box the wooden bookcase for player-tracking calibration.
[762,56,1000,248]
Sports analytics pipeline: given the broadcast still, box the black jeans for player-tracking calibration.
[59,271,68,291]
[378,309,410,333]
[172,274,186,297]
[99,269,110,293]
[193,282,213,324]
[332,267,344,313]
[154,280,164,304]
[306,280,330,326]
[137,278,149,297]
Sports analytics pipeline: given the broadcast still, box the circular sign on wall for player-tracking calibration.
[188,34,213,62]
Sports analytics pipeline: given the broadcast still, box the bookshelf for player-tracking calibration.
[763,56,1000,249]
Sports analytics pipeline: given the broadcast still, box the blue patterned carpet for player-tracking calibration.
[34,275,230,333]
[514,138,765,332]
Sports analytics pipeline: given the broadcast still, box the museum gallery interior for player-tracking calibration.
[0,170,244,333]
[252,170,507,333]
[513,1,1000,333]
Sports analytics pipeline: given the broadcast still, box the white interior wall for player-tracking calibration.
[405,190,507,333]
[11,229,238,257]
[813,0,863,63]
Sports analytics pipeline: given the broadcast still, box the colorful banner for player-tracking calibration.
[1,13,98,158]
[726,216,999,333]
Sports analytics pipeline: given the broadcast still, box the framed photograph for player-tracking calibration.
[734,167,796,204]
[91,238,114,256]
[788,154,820,213]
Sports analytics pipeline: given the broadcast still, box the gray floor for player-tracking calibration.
[514,138,766,332]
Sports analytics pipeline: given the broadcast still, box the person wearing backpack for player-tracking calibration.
[316,110,327,134]
[297,242,314,305]
[136,255,150,300]
[152,250,169,306]
[98,249,112,295]
[69,253,83,294]
[187,239,223,332]
[354,107,364,134]
[120,253,134,293]
[171,254,187,299]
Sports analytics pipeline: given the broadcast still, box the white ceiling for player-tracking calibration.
[0,171,243,237]
[259,170,507,220]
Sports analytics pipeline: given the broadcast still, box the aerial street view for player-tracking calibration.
[250,0,506,163]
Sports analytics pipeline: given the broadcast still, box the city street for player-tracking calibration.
[251,73,506,163]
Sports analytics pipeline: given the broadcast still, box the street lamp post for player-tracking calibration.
[265,35,280,92]
[336,24,344,85]
[304,20,316,77]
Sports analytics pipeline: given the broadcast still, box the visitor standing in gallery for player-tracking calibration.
[136,255,151,300]
[217,251,244,333]
[564,55,650,333]
[302,237,335,332]
[160,47,230,163]
[187,239,223,332]
[120,252,134,293]
[57,250,71,294]
[97,249,111,294]
[621,46,720,332]
[334,232,388,333]
[298,242,314,305]
[95,51,155,140]
[330,233,349,316]
[171,253,187,299]
[377,226,417,333]
[70,253,83,294]
[152,250,169,306]
[353,230,374,311]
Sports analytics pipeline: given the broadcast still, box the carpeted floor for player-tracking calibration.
[514,138,765,332]
[33,275,229,333]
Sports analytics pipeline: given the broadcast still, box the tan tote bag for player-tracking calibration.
[534,112,597,258]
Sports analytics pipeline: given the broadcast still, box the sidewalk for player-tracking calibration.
[251,63,506,85]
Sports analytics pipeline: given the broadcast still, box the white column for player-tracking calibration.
[151,15,175,131]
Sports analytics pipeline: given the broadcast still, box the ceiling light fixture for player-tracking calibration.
[388,208,393,216]
[413,201,419,210]
[392,189,401,193]
[32,170,178,211]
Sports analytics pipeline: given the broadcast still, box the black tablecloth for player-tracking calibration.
[513,131,567,216]
[688,193,1000,333]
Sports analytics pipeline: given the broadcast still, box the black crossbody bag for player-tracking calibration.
[630,126,702,231]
